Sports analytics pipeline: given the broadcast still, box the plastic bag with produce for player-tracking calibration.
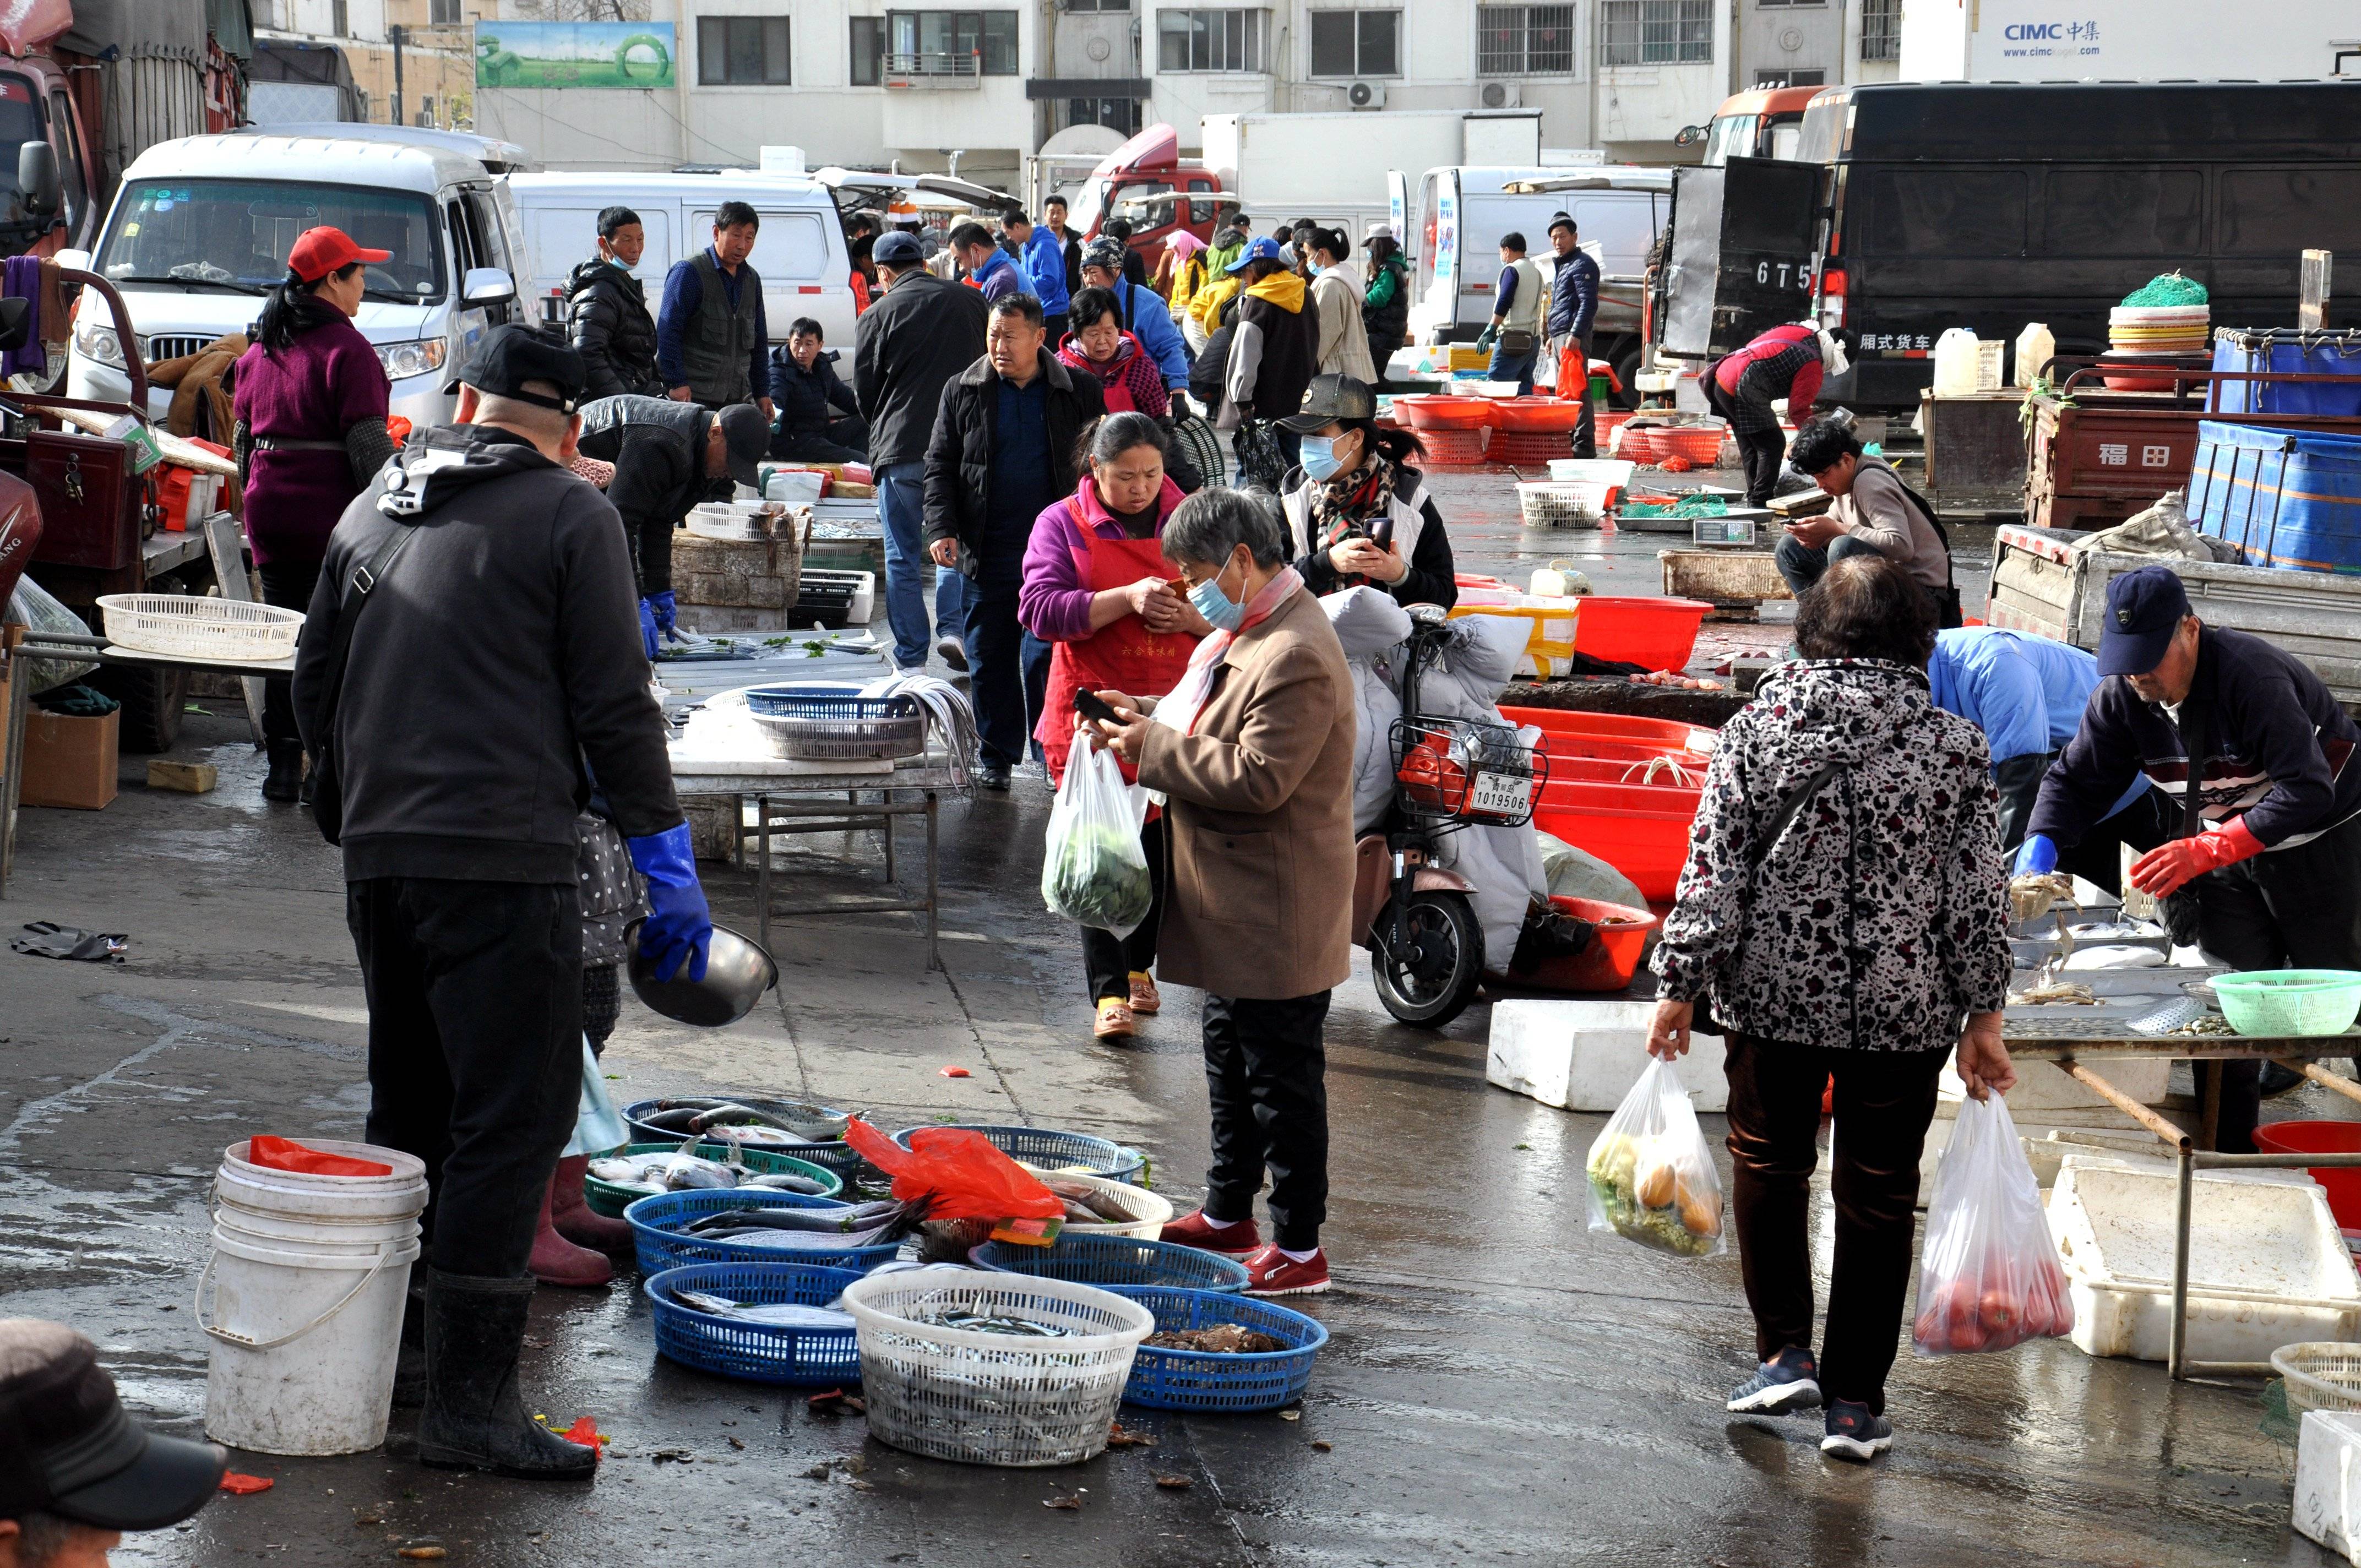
[1910,1093,2075,1357]
[1041,741,1152,938]
[1585,1059,1726,1257]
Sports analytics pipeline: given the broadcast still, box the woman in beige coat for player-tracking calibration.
[1095,487,1356,1296]
[1307,227,1378,384]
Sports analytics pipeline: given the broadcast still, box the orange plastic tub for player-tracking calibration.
[1502,705,1720,763]
[1395,394,1496,431]
[1655,425,1728,465]
[1490,396,1586,432]
[1512,895,1660,992]
[1568,597,1713,673]
[1532,787,1701,903]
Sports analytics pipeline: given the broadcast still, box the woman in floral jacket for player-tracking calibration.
[1644,553,2014,1464]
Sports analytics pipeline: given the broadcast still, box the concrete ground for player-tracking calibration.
[1,462,2341,1566]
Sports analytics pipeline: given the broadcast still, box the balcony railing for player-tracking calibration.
[883,51,983,88]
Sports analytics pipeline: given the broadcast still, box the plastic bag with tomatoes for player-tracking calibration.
[1910,1092,2076,1356]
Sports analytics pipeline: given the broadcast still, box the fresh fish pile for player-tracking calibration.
[677,1197,927,1251]
[586,1151,830,1198]
[668,1288,855,1331]
[1041,1178,1134,1225]
[1144,1324,1282,1354]
[636,1097,852,1143]
[918,1309,1071,1339]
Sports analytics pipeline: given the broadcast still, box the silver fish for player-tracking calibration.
[659,1154,738,1191]
[670,1289,855,1329]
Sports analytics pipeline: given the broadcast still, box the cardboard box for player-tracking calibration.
[20,707,118,809]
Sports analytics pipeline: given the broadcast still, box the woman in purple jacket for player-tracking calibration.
[1019,412,1209,1038]
[232,226,396,803]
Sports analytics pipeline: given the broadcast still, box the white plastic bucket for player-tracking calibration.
[200,1139,428,1456]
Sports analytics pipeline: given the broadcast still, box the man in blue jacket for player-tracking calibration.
[2021,566,2361,1152]
[1079,240,1190,392]
[1544,212,1601,456]
[1004,208,1071,345]
[951,221,1024,303]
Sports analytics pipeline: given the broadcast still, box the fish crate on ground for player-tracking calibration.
[1035,1170,1175,1239]
[583,1142,843,1217]
[1111,1286,1327,1413]
[646,1262,865,1385]
[893,1123,1149,1185]
[971,1232,1250,1293]
[624,1188,896,1275]
[623,1097,868,1175]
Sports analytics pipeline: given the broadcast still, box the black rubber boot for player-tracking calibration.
[391,1282,426,1407]
[414,1268,597,1480]
[261,739,303,803]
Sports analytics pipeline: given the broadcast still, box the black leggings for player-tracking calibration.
[257,558,322,747]
[1082,814,1166,1003]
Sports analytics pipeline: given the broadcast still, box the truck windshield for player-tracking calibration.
[1701,114,1756,167]
[98,179,446,303]
[1067,177,1109,234]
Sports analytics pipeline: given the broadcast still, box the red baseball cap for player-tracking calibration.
[286,225,391,283]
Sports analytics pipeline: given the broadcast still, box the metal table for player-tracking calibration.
[672,757,965,971]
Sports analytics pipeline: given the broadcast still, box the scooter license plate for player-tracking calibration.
[1469,770,1530,817]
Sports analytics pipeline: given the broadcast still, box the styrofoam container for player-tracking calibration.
[2296,1409,2361,1565]
[2049,1155,2361,1364]
[1486,999,1728,1113]
[1938,1056,2172,1117]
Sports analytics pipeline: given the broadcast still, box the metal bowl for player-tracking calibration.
[625,919,777,1027]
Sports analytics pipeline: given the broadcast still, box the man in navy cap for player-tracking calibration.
[2020,564,2361,1151]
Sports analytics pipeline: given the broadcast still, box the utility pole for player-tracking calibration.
[391,23,405,128]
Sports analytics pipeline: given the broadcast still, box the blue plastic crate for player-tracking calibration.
[624,1188,896,1275]
[645,1262,867,1387]
[742,682,917,720]
[622,1098,869,1175]
[1109,1286,1327,1412]
[971,1233,1248,1294]
[892,1123,1150,1185]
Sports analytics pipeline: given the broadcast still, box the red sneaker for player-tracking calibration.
[1159,1210,1261,1256]
[1239,1245,1330,1296]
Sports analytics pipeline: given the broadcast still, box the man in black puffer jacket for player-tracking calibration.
[565,207,662,400]
[575,393,769,654]
[766,317,867,462]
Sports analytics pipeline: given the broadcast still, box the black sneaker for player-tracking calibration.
[975,763,1010,792]
[1820,1400,1894,1462]
[1727,1346,1822,1415]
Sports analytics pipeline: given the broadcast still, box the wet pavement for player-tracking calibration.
[2,461,2340,1566]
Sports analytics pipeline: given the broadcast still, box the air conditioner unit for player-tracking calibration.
[1346,80,1387,110]
[1481,81,1521,109]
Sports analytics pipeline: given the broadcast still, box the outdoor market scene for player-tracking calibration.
[12,14,2361,1566]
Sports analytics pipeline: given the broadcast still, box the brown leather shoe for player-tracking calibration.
[1093,998,1136,1039]
[1127,971,1161,1014]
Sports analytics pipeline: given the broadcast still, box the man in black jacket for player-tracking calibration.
[922,293,1105,787]
[856,230,991,671]
[293,326,712,1480]
[765,318,867,463]
[565,206,662,399]
[575,393,769,655]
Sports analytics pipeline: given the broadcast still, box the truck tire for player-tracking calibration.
[87,664,188,753]
[1611,343,1646,410]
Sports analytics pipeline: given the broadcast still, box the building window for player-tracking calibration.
[1754,68,1823,85]
[428,0,462,23]
[1859,0,1900,61]
[1156,8,1265,72]
[886,11,1019,75]
[1064,0,1130,10]
[330,0,347,34]
[1308,10,1399,77]
[1598,0,1712,65]
[851,16,886,83]
[1755,0,1824,6]
[1478,6,1575,74]
[699,15,792,85]
[1069,95,1143,132]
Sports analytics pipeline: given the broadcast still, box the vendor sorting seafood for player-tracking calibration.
[2018,565,2361,1153]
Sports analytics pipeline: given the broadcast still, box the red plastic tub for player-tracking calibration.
[1655,424,1729,465]
[1418,428,1491,466]
[1502,706,1718,759]
[1395,394,1495,431]
[2253,1121,2361,1233]
[1532,781,1702,903]
[1513,895,1660,992]
[1569,597,1714,674]
[1490,396,1586,432]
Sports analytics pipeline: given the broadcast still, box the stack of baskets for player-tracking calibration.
[2109,304,2211,358]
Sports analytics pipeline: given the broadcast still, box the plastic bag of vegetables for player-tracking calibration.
[1585,1059,1725,1257]
[1910,1092,2075,1356]
[1041,740,1152,938]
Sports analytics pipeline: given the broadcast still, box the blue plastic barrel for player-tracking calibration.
[2211,332,2361,418]
[2190,421,2361,573]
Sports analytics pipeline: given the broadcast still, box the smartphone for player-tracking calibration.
[1072,688,1122,726]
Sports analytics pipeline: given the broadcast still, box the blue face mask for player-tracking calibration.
[1189,558,1246,633]
[607,254,633,269]
[1299,435,1343,482]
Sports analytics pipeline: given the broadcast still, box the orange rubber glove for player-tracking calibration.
[2126,816,2265,899]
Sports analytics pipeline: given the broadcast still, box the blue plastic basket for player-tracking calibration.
[624,1188,897,1275]
[622,1098,868,1175]
[971,1233,1248,1294]
[645,1263,866,1387]
[1109,1286,1327,1412]
[742,682,918,720]
[892,1123,1150,1186]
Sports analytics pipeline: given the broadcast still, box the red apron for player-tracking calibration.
[1037,522,1198,783]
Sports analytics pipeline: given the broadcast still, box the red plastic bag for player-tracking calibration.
[1910,1095,2075,1356]
[246,1135,393,1178]
[841,1118,1060,1223]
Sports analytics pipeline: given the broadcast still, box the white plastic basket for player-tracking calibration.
[1019,1166,1175,1240]
[1516,482,1604,530]
[842,1270,1153,1467]
[2276,1343,2361,1417]
[97,595,303,661]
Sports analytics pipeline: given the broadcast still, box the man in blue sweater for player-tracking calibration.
[952,221,1025,303]
[2020,566,2361,1152]
[655,202,775,422]
[1004,208,1071,346]
[1544,212,1601,456]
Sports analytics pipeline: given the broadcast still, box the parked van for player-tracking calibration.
[63,132,525,428]
[506,171,858,383]
[1401,165,1671,399]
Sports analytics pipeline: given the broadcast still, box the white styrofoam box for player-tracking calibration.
[1938,1055,2172,1117]
[2297,1409,2361,1565]
[1486,999,1728,1113]
[2049,1155,2361,1364]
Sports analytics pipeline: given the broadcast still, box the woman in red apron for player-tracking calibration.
[1018,412,1208,1038]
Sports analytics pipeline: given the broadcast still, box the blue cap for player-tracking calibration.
[1224,236,1285,274]
[2096,564,2191,677]
[873,231,924,266]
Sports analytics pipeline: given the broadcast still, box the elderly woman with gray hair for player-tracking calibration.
[1089,487,1356,1298]
[1644,553,2014,1463]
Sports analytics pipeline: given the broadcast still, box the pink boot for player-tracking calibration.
[550,1154,636,1255]
[529,1167,611,1288]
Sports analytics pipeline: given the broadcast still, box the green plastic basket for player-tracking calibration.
[2211,970,2361,1038]
[583,1141,843,1217]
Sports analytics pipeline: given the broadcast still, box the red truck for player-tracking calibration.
[1063,124,1230,274]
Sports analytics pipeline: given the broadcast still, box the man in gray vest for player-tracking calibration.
[656,201,776,421]
[1476,231,1545,395]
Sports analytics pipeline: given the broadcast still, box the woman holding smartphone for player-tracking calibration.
[1274,374,1457,611]
[1019,412,1210,1039]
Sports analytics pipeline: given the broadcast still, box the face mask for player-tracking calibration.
[1300,435,1344,483]
[1189,557,1247,634]
[607,254,632,270]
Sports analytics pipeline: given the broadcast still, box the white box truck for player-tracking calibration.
[1200,109,1541,239]
[1899,0,2358,80]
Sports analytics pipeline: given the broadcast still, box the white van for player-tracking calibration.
[63,133,526,430]
[505,171,858,386]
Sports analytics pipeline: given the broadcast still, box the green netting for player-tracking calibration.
[1619,494,1730,519]
[2121,271,2209,308]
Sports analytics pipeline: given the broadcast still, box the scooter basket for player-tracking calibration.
[1390,716,1548,828]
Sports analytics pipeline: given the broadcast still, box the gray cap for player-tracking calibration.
[715,404,770,489]
[873,230,924,266]
[1279,372,1378,433]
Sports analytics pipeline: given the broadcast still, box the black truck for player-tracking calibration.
[1653,80,2361,412]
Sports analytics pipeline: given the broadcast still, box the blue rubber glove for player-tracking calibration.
[629,823,712,983]
[638,597,660,660]
[649,589,678,635]
[2012,833,2058,878]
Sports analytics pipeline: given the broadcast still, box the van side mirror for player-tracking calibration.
[462,266,516,307]
[18,141,60,219]
[1673,125,1705,148]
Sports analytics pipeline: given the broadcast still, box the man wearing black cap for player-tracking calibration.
[2021,564,2361,1152]
[0,1318,224,1563]
[295,324,708,1479]
[575,393,770,656]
